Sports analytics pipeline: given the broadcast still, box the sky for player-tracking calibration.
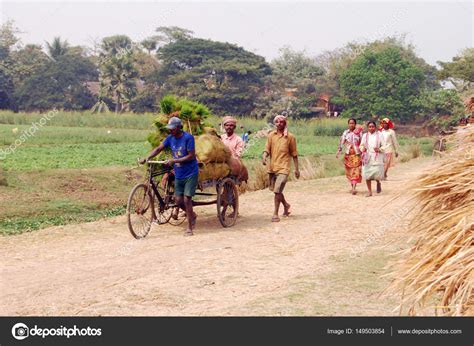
[1,1,472,66]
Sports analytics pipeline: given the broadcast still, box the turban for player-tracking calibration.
[379,117,394,131]
[273,114,288,137]
[222,116,237,126]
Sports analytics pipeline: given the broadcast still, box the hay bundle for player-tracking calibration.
[195,134,231,164]
[198,163,231,181]
[389,126,473,316]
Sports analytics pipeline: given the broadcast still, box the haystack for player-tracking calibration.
[388,126,473,316]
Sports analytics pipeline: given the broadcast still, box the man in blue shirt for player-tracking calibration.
[140,117,199,236]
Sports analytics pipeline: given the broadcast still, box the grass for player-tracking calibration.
[0,110,155,129]
[0,206,125,235]
[1,142,150,171]
[0,124,149,146]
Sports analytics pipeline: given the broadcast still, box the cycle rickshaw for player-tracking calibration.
[126,160,240,239]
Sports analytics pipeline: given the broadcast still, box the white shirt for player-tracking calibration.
[381,129,399,154]
[361,132,386,165]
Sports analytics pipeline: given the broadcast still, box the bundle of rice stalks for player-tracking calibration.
[388,126,473,316]
[147,95,212,147]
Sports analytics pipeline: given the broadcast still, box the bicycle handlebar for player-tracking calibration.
[147,160,168,164]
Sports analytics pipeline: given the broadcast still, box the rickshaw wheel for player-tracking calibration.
[216,177,239,227]
[126,183,153,239]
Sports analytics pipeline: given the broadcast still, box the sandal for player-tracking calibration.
[184,229,194,236]
[283,204,291,217]
[271,216,280,222]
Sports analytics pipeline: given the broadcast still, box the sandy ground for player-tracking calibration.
[0,158,435,316]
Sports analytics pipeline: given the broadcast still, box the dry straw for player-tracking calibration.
[388,126,473,316]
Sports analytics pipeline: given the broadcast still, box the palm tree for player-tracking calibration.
[46,37,69,60]
[141,38,157,55]
[98,35,138,113]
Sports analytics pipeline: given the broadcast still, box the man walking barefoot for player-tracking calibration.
[262,115,300,222]
[140,117,198,236]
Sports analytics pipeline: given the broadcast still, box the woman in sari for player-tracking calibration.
[379,117,399,179]
[336,118,362,195]
[360,121,386,197]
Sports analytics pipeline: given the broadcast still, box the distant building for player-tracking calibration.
[464,95,474,115]
[314,93,343,117]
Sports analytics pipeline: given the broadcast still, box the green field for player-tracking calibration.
[0,111,434,235]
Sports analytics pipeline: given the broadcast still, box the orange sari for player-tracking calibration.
[344,146,362,184]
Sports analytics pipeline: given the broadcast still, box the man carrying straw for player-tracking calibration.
[262,114,300,222]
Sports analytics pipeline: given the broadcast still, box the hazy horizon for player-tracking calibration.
[1,1,472,66]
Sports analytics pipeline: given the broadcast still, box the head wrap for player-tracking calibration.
[380,117,394,130]
[353,125,363,135]
[273,114,288,137]
[222,116,237,126]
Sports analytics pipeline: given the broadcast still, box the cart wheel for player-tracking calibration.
[127,183,153,239]
[217,177,239,227]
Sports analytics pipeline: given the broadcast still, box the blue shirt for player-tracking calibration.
[162,131,199,179]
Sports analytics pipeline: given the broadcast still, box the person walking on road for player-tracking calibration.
[262,114,300,222]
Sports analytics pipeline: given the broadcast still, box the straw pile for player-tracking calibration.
[388,126,473,316]
[195,134,231,164]
[196,134,232,181]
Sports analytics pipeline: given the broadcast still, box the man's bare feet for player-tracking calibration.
[283,203,291,217]
[190,212,197,229]
[365,193,372,197]
[271,215,280,222]
[184,228,193,236]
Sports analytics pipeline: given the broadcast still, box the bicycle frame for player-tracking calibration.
[146,164,173,215]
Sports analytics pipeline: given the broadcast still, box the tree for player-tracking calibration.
[10,44,50,85]
[152,38,271,115]
[141,38,157,55]
[271,46,323,89]
[438,48,474,91]
[0,68,14,109]
[0,20,21,110]
[339,47,426,122]
[97,35,139,113]
[252,47,325,119]
[14,53,97,111]
[155,26,193,44]
[46,37,70,60]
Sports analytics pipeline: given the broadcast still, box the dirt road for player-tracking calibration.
[0,158,434,316]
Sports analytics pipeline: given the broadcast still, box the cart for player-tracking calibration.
[126,160,240,239]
